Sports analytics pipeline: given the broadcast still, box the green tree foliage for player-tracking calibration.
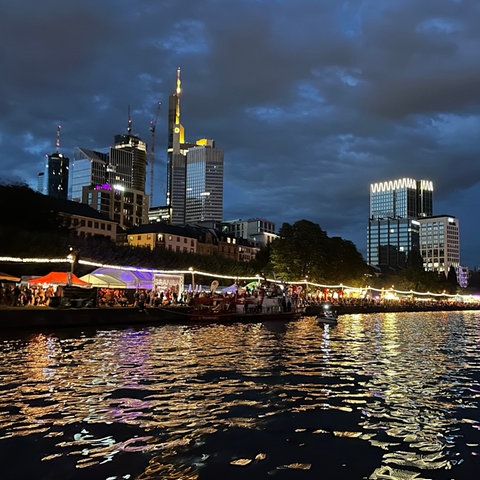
[0,183,71,256]
[270,219,368,284]
[446,266,458,294]
[325,237,367,284]
[270,220,328,281]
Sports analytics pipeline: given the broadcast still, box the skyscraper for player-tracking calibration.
[45,152,69,200]
[418,215,460,276]
[69,127,149,229]
[185,139,224,223]
[70,147,108,202]
[110,133,147,192]
[367,178,433,270]
[44,126,69,200]
[166,68,224,225]
[369,178,433,219]
[166,67,189,224]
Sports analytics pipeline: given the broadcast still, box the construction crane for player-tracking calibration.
[149,101,161,205]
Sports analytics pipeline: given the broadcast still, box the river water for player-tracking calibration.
[0,311,479,479]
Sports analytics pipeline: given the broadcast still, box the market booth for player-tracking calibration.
[28,272,91,288]
[27,271,93,306]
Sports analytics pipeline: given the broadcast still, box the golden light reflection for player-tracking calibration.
[0,313,478,477]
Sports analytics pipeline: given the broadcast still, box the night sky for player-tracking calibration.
[1,0,479,266]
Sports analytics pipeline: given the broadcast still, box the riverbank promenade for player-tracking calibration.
[1,297,479,331]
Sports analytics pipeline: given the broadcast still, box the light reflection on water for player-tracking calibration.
[0,312,480,479]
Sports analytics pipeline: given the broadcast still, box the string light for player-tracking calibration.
[1,256,478,302]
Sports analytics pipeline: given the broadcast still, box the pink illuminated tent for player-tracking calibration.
[28,272,92,288]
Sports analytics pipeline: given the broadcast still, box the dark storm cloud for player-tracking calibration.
[1,0,480,265]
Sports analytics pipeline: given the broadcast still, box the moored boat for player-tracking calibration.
[315,302,338,324]
[188,292,301,322]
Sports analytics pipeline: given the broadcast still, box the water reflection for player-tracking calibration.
[0,312,479,479]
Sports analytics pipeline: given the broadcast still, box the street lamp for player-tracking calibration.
[67,247,77,274]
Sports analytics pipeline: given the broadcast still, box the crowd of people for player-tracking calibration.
[1,280,477,313]
[0,284,57,307]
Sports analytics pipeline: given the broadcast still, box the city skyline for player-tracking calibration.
[1,1,480,267]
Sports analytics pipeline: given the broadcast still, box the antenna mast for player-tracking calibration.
[149,101,161,205]
[56,124,61,153]
[175,66,181,125]
[127,105,132,134]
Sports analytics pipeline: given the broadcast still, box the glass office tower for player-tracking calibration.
[166,68,224,225]
[185,140,224,223]
[367,178,433,270]
[46,152,69,200]
[70,134,149,229]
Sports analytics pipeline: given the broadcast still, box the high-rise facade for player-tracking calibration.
[166,68,224,225]
[110,134,147,192]
[418,215,460,276]
[222,218,278,247]
[41,126,70,200]
[369,178,433,219]
[166,67,188,224]
[70,147,109,202]
[69,132,149,230]
[367,178,433,270]
[45,152,69,200]
[185,139,224,223]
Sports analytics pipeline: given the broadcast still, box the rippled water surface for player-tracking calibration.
[1,311,480,479]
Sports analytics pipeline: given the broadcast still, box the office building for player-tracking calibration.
[166,67,188,223]
[70,147,109,202]
[41,125,70,200]
[369,178,433,219]
[223,218,278,247]
[110,133,147,193]
[45,152,69,200]
[69,131,149,230]
[37,171,45,195]
[418,215,460,276]
[166,68,224,224]
[367,178,433,270]
[367,217,421,269]
[185,139,223,223]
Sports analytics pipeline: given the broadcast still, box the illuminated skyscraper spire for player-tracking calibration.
[165,67,224,225]
[175,66,181,125]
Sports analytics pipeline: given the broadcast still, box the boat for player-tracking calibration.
[315,303,338,324]
[188,293,301,322]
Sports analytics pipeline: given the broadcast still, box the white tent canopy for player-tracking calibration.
[80,267,154,289]
[79,273,128,289]
[221,283,238,294]
[80,268,184,292]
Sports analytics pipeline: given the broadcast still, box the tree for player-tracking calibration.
[270,219,368,284]
[326,237,368,284]
[446,266,458,294]
[270,220,329,281]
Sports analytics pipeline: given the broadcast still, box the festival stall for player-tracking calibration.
[28,272,91,288]
[27,271,93,306]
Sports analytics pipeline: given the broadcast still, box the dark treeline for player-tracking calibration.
[1,183,476,293]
